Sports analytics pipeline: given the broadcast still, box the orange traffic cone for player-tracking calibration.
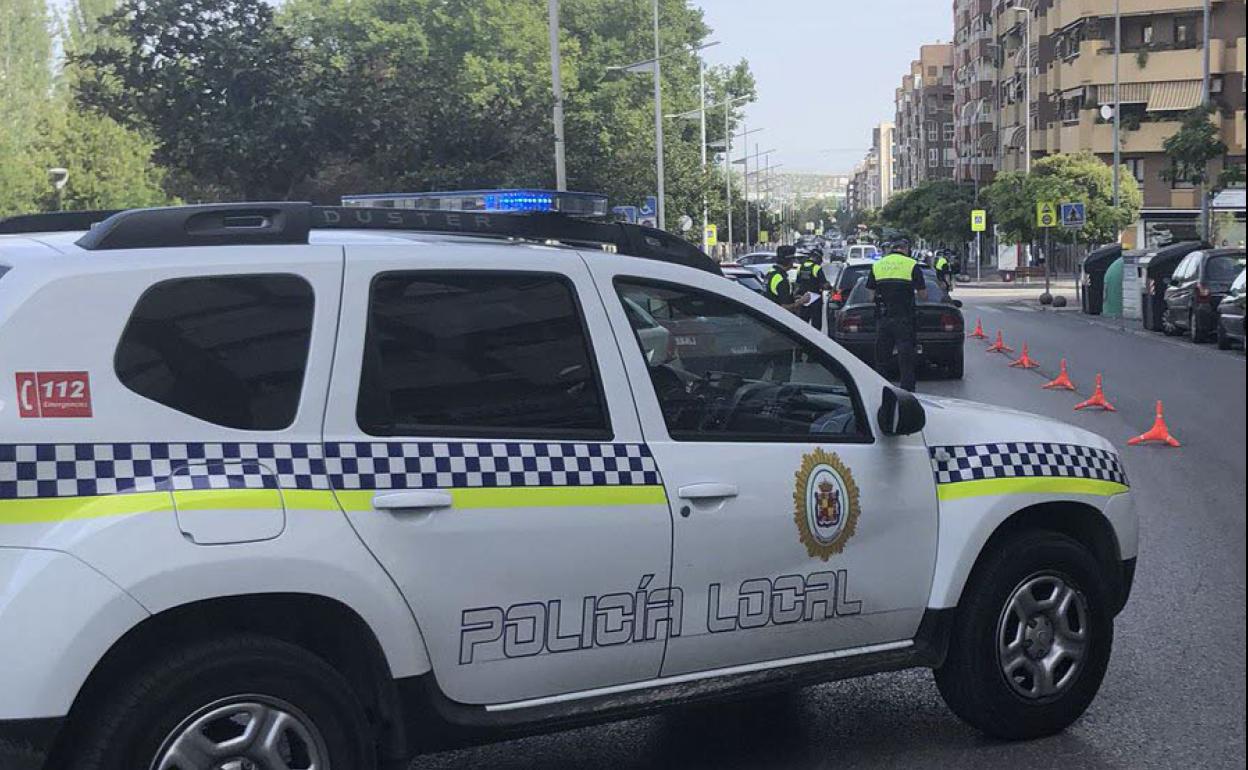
[986,331,1015,355]
[1042,359,1077,390]
[1128,401,1181,447]
[1074,374,1116,412]
[1009,343,1040,369]
[967,317,988,339]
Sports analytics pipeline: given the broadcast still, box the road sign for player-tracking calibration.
[639,196,658,228]
[611,205,638,224]
[758,230,770,244]
[1036,202,1058,229]
[971,209,987,232]
[704,224,718,247]
[1060,202,1087,229]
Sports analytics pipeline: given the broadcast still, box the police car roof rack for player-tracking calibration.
[0,209,121,235]
[71,202,721,275]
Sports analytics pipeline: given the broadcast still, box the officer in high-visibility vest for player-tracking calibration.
[766,245,800,311]
[794,248,831,331]
[933,250,953,293]
[866,238,928,392]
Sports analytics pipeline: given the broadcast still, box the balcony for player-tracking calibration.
[1060,38,1228,87]
[1054,113,1185,154]
[1052,0,1229,30]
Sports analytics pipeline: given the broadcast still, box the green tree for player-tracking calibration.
[983,152,1141,245]
[1162,105,1225,189]
[879,180,976,247]
[31,107,170,211]
[0,0,55,216]
[74,0,321,200]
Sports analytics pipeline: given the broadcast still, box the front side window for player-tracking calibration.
[616,280,869,442]
[115,274,314,430]
[358,272,609,438]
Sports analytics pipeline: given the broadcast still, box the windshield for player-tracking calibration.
[731,273,765,293]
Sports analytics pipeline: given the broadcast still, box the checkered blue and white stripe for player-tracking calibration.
[0,441,661,499]
[928,443,1127,487]
[323,441,661,491]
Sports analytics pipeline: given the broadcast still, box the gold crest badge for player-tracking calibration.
[793,448,861,561]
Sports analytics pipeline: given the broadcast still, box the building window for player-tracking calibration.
[943,123,955,140]
[1124,158,1145,184]
[928,149,939,167]
[1175,16,1200,48]
[1142,23,1153,46]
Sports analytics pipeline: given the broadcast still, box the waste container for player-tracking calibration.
[1081,244,1122,315]
[1104,257,1124,317]
[1141,241,1208,331]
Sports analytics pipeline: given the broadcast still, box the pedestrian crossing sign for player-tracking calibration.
[704,224,718,247]
[971,210,987,232]
[1037,202,1058,229]
[758,230,770,244]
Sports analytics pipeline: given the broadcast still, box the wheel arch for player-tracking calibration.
[928,498,1128,614]
[47,592,418,767]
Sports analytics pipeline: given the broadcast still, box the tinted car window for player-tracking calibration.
[846,268,946,305]
[731,273,765,293]
[1232,270,1246,294]
[617,280,868,442]
[837,264,873,293]
[115,274,314,430]
[358,272,609,438]
[1205,255,1246,283]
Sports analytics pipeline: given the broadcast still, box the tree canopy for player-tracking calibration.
[879,180,976,247]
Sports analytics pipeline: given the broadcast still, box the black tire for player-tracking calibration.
[1189,310,1206,343]
[65,634,376,770]
[946,349,965,379]
[934,531,1113,741]
[1217,321,1231,350]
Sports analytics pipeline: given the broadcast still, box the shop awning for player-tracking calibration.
[1147,80,1202,112]
[1098,82,1150,105]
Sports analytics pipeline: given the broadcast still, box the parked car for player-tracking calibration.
[828,259,876,310]
[723,265,766,294]
[845,244,881,262]
[1138,241,1207,332]
[1216,268,1246,350]
[736,251,778,267]
[1162,247,1247,342]
[831,267,966,378]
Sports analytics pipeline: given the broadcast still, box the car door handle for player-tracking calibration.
[677,483,739,501]
[372,491,454,511]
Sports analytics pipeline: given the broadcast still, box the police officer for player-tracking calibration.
[794,247,830,331]
[866,238,927,392]
[933,250,954,293]
[766,245,801,312]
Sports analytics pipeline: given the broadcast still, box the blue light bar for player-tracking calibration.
[341,189,609,218]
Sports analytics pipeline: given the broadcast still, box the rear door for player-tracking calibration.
[323,243,673,705]
[1166,254,1197,323]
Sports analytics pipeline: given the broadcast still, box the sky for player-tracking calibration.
[698,0,954,175]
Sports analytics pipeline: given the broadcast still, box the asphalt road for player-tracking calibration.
[411,294,1246,770]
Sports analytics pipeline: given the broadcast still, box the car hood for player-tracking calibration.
[916,394,1116,454]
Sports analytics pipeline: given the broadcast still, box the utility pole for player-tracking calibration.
[699,60,708,252]
[1113,0,1121,211]
[725,104,733,249]
[1200,0,1211,241]
[548,0,567,191]
[651,0,665,230]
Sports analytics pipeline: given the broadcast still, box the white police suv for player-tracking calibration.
[0,203,1137,770]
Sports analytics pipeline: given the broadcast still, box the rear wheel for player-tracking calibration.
[934,531,1113,740]
[66,635,376,770]
[1190,310,1209,343]
[1217,321,1232,350]
[946,349,965,380]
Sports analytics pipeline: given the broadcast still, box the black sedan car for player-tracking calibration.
[1162,247,1246,342]
[1216,268,1246,350]
[831,267,965,379]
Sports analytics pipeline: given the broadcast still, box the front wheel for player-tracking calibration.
[945,349,965,380]
[934,531,1113,740]
[65,635,376,770]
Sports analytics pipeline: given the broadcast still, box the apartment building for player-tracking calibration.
[956,0,1246,245]
[847,123,895,212]
[894,43,957,192]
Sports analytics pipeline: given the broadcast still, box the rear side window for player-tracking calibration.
[357,271,610,439]
[115,274,314,430]
[1205,255,1246,283]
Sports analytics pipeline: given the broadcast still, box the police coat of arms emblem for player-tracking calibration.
[793,448,860,560]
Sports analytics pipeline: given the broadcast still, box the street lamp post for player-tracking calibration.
[1200,0,1211,241]
[547,0,567,191]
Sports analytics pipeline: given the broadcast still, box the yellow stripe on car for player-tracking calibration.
[937,477,1129,502]
[0,492,173,524]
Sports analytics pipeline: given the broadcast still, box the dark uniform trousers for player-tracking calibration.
[875,311,918,392]
[799,300,824,332]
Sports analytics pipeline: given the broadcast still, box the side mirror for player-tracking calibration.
[952,298,964,308]
[878,386,926,436]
